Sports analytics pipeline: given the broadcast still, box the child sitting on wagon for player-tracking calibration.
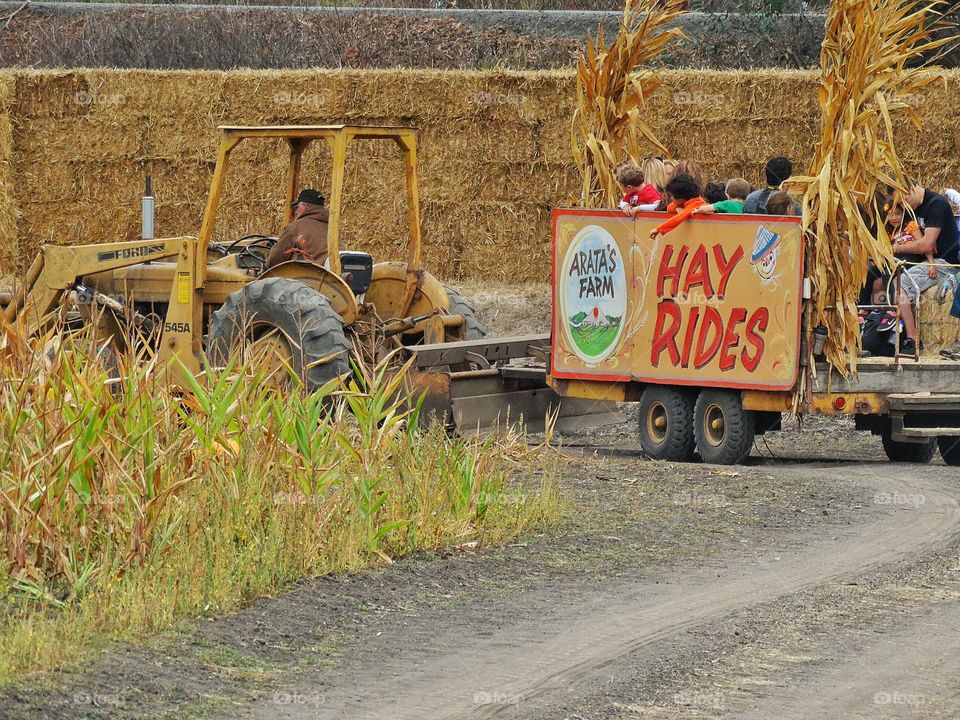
[617,162,662,217]
[692,178,751,215]
[649,173,706,241]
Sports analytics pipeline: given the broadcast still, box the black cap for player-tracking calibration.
[292,188,325,208]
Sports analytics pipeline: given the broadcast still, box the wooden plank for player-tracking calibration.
[814,361,960,394]
[891,427,960,438]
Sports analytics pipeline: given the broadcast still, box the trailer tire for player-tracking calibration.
[638,386,696,462]
[881,432,935,464]
[206,278,351,391]
[937,436,960,465]
[694,390,755,465]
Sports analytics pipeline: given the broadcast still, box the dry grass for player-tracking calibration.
[789,0,952,375]
[572,0,687,207]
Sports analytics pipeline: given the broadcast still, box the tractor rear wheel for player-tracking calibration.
[638,386,696,462]
[206,278,350,391]
[694,390,755,465]
[444,285,486,340]
[443,285,486,372]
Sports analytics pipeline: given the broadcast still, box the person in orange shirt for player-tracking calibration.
[649,173,707,241]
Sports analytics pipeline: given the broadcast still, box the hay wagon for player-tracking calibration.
[408,208,960,466]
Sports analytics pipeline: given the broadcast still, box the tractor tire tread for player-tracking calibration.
[444,285,486,340]
[206,277,350,391]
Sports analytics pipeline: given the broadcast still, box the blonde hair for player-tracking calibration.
[725,178,751,201]
[640,156,667,191]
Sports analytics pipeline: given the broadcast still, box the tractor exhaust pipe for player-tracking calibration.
[142,175,155,240]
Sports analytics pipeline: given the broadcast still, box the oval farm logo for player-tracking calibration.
[561,225,628,364]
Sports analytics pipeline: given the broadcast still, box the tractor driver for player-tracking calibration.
[265,188,330,269]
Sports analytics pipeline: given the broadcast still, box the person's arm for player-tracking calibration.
[894,224,939,256]
[619,200,631,214]
[266,225,295,268]
[692,203,716,215]
[927,254,938,279]
[650,202,699,239]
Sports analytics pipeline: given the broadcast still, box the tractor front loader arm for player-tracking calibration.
[5,237,203,382]
[5,238,185,330]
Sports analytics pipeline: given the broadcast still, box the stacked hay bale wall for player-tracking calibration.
[1,68,959,282]
[0,73,15,273]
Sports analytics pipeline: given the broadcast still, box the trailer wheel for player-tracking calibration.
[206,278,351,391]
[880,431,935,464]
[937,436,960,465]
[638,386,696,462]
[694,390,755,465]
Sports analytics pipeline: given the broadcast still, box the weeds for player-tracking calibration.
[0,322,559,679]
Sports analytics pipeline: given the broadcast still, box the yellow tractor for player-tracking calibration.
[2,125,484,388]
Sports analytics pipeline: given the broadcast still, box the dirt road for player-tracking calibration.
[235,463,960,720]
[4,419,960,720]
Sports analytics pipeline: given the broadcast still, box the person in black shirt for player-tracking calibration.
[893,185,960,355]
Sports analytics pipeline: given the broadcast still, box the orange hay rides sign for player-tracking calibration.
[551,209,804,391]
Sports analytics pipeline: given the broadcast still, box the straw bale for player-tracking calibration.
[18,161,77,200]
[9,67,960,284]
[13,70,90,120]
[0,72,17,276]
[918,288,960,355]
[15,116,141,162]
[222,71,355,125]
[16,200,139,252]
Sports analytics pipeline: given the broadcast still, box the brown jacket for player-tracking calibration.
[266,205,330,268]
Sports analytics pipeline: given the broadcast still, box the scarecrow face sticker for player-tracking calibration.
[560,225,628,365]
[751,225,782,280]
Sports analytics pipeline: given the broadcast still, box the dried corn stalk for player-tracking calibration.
[789,0,952,375]
[573,0,688,208]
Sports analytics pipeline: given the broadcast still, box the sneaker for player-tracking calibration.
[877,310,898,332]
[940,341,960,360]
[938,277,957,304]
[900,337,918,356]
